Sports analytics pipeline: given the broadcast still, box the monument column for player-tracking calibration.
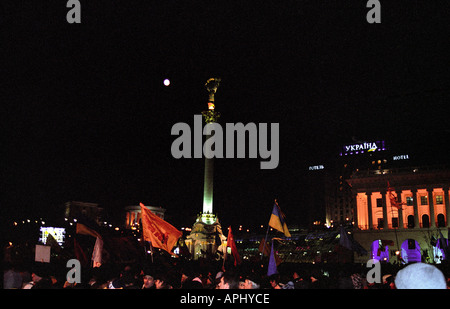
[201,78,221,223]
[185,78,226,260]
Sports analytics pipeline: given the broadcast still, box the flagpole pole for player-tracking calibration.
[223,226,229,270]
[387,181,402,261]
[261,224,271,261]
[222,250,226,271]
[262,199,277,261]
[149,241,154,263]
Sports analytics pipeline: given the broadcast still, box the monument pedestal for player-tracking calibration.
[185,213,226,260]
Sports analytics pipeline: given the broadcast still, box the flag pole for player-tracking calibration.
[387,181,402,260]
[261,224,271,261]
[138,211,154,263]
[149,241,154,263]
[261,199,277,261]
[223,226,229,271]
[222,247,226,271]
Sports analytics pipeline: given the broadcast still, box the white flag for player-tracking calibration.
[91,237,103,267]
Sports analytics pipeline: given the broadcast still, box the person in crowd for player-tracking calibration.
[242,273,261,289]
[350,271,364,289]
[180,266,203,289]
[23,266,45,289]
[217,271,239,289]
[154,273,172,289]
[4,263,23,289]
[268,274,282,289]
[394,263,446,289]
[238,278,245,289]
[6,237,450,290]
[382,274,395,289]
[214,271,224,287]
[142,275,154,289]
[292,271,309,289]
[107,278,124,289]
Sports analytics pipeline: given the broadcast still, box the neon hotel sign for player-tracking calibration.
[340,140,386,156]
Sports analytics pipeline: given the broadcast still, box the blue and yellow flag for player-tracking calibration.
[268,201,291,237]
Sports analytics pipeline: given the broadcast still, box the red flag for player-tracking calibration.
[226,226,241,266]
[73,238,89,267]
[387,181,405,210]
[258,238,271,256]
[139,203,182,255]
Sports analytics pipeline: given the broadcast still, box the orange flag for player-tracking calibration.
[139,203,182,255]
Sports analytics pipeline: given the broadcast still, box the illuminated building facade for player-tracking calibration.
[325,139,417,227]
[347,166,450,264]
[124,205,166,229]
[64,201,104,224]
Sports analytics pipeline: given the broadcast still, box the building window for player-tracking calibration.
[392,217,399,228]
[406,196,413,206]
[407,215,415,228]
[420,195,428,205]
[422,214,430,228]
[377,218,384,229]
[436,195,443,205]
[376,198,383,208]
[408,239,416,250]
[437,214,445,227]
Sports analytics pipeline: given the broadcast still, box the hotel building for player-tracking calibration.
[347,166,450,264]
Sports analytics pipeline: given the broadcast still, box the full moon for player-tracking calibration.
[163,79,170,86]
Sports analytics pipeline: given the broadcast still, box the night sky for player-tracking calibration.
[2,1,450,229]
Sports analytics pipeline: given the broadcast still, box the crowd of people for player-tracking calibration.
[4,256,450,289]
